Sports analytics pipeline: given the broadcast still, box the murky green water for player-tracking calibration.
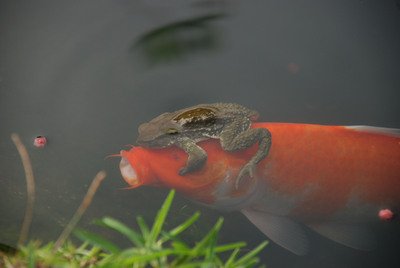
[1,0,399,267]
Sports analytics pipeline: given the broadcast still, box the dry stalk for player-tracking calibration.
[53,170,106,251]
[11,133,35,246]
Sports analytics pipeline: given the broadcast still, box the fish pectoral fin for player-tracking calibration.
[241,208,309,256]
[308,222,376,251]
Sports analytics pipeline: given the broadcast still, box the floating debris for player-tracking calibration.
[379,208,394,221]
[33,136,47,148]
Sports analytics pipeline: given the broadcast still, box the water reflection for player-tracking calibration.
[133,14,225,65]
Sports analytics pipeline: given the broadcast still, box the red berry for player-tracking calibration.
[34,136,47,148]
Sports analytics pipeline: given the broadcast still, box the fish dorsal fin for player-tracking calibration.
[308,222,376,251]
[241,208,309,255]
[346,126,400,138]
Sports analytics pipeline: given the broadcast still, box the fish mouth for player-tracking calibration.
[119,154,142,188]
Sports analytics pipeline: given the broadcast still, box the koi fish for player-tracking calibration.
[119,123,400,255]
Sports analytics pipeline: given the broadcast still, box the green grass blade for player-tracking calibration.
[120,249,176,264]
[192,217,224,254]
[136,216,150,240]
[224,248,240,267]
[96,217,143,247]
[204,223,218,261]
[169,218,224,266]
[27,243,36,268]
[74,229,121,254]
[214,242,246,253]
[160,211,200,244]
[168,240,192,266]
[76,241,89,252]
[234,241,268,266]
[171,240,190,252]
[248,258,261,267]
[178,260,222,268]
[148,190,175,245]
[168,211,200,237]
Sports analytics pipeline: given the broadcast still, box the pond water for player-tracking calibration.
[1,0,400,267]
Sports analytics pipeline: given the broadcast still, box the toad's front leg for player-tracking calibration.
[176,137,207,176]
[219,117,271,187]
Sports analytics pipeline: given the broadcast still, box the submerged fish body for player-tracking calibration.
[119,123,400,255]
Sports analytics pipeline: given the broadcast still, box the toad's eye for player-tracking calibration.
[166,128,179,134]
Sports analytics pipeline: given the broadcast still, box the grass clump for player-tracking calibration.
[1,190,267,267]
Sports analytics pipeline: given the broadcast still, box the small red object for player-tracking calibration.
[287,62,300,74]
[33,136,47,148]
[379,209,394,221]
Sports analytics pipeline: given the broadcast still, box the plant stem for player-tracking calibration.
[53,170,106,251]
[11,133,35,246]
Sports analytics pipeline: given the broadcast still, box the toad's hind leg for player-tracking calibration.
[176,138,207,176]
[219,117,271,187]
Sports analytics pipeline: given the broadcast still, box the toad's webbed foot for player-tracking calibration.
[235,162,256,188]
[177,138,207,176]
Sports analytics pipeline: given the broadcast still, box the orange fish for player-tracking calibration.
[119,123,400,255]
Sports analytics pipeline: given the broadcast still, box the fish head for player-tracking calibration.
[119,139,257,204]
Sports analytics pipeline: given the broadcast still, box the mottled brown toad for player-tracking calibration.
[137,103,271,186]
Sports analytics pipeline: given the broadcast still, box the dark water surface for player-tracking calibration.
[1,0,400,267]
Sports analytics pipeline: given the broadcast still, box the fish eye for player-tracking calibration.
[166,128,179,134]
